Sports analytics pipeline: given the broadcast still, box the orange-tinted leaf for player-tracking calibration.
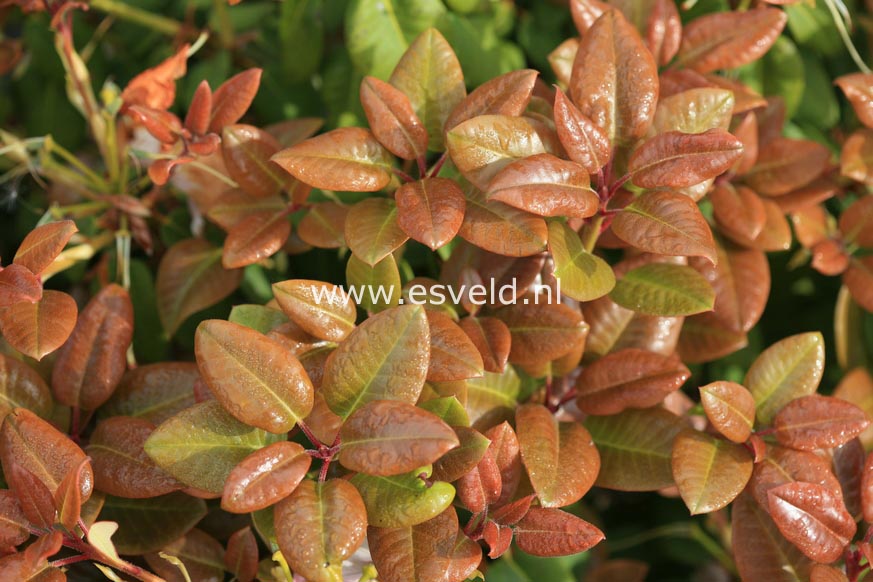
[156,239,242,337]
[486,153,597,218]
[0,290,77,361]
[0,264,41,308]
[209,68,262,132]
[195,319,314,433]
[389,28,466,151]
[361,76,428,160]
[431,426,489,483]
[773,395,869,451]
[548,39,579,87]
[457,447,502,513]
[699,381,755,443]
[395,178,465,250]
[672,429,752,515]
[514,507,604,557]
[51,284,133,410]
[496,303,588,366]
[629,129,743,189]
[745,138,831,196]
[586,560,649,582]
[483,520,513,559]
[677,9,787,73]
[86,416,180,499]
[576,348,690,415]
[768,482,856,563]
[222,441,310,513]
[11,463,55,528]
[484,422,522,505]
[298,202,349,249]
[53,457,90,530]
[553,88,610,174]
[861,451,873,522]
[345,197,408,266]
[0,489,28,548]
[339,400,459,476]
[274,479,367,582]
[839,195,873,247]
[458,317,511,374]
[836,73,873,130]
[271,127,394,192]
[184,80,212,135]
[569,0,609,35]
[811,565,850,582]
[710,184,766,242]
[611,190,717,264]
[840,128,873,185]
[516,404,599,508]
[221,124,287,198]
[835,369,873,449]
[144,528,224,582]
[845,257,873,312]
[121,44,188,110]
[13,220,77,276]
[0,408,93,500]
[0,354,51,419]
[222,211,291,269]
[205,190,286,231]
[570,9,658,146]
[446,115,547,191]
[444,70,538,134]
[127,105,182,144]
[102,362,199,425]
[225,527,258,582]
[272,280,356,342]
[750,446,844,512]
[458,188,548,257]
[427,311,484,382]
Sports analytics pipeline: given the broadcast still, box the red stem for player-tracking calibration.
[296,420,325,449]
[428,152,448,178]
[392,167,416,183]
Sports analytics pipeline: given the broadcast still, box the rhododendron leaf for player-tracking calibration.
[426,311,484,382]
[51,284,133,410]
[339,400,459,476]
[156,239,242,337]
[611,191,717,264]
[699,381,756,443]
[610,263,715,317]
[350,465,455,528]
[121,44,188,110]
[272,280,356,342]
[11,464,55,528]
[710,184,767,243]
[836,73,873,130]
[549,39,579,87]
[209,68,262,132]
[767,482,856,564]
[570,9,658,146]
[361,76,428,160]
[459,188,548,257]
[745,332,825,425]
[548,221,615,302]
[297,201,349,249]
[195,320,314,433]
[346,253,401,313]
[835,368,873,450]
[184,80,211,135]
[221,124,287,198]
[102,363,199,425]
[322,305,429,419]
[389,28,465,151]
[86,417,181,499]
[0,264,41,307]
[0,354,52,419]
[0,290,77,361]
[458,316,511,374]
[677,9,787,73]
[444,69,537,133]
[553,88,610,174]
[206,189,286,231]
[432,426,489,483]
[54,457,91,531]
[144,528,225,582]
[672,429,753,515]
[576,348,690,415]
[0,490,29,548]
[845,257,873,313]
[585,407,684,491]
[395,178,466,250]
[497,302,588,367]
[810,565,850,582]
[838,194,873,247]
[225,527,258,582]
[144,400,282,494]
[221,441,310,514]
[628,129,743,189]
[271,127,394,192]
[516,404,599,508]
[744,138,831,196]
[514,508,604,557]
[773,395,870,451]
[652,88,734,134]
[345,197,408,267]
[456,447,501,513]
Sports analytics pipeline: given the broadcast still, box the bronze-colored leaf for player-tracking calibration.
[275,479,367,582]
[222,441,310,513]
[360,76,428,161]
[699,381,755,443]
[773,395,870,451]
[225,527,258,582]
[710,184,767,243]
[744,138,831,196]
[0,489,28,548]
[273,280,356,342]
[496,303,588,366]
[345,197,408,267]
[810,565,850,582]
[514,508,604,557]
[516,404,600,508]
[839,195,873,247]
[458,316,511,374]
[298,202,349,249]
[427,311,484,382]
[13,220,77,275]
[222,211,291,269]
[750,446,844,512]
[457,447,502,513]
[395,178,465,250]
[444,70,537,133]
[834,368,873,450]
[458,188,548,257]
[553,88,610,174]
[53,457,91,531]
[0,265,41,308]
[845,257,873,313]
[576,348,689,415]
[549,39,579,88]
[629,129,743,189]
[0,290,77,361]
[101,362,199,425]
[0,354,51,419]
[209,68,262,132]
[271,127,394,192]
[836,73,873,130]
[207,189,287,231]
[221,124,287,198]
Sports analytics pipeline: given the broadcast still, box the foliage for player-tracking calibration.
[1,0,873,581]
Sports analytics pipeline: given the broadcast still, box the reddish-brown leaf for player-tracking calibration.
[345,197,408,266]
[121,44,188,110]
[457,447,502,513]
[339,400,459,476]
[710,184,767,242]
[576,349,690,415]
[0,354,51,420]
[570,9,659,146]
[53,457,91,530]
[629,129,743,189]
[610,191,717,264]
[548,39,579,87]
[484,421,522,506]
[569,0,609,35]
[297,202,349,249]
[221,124,288,198]
[750,446,844,511]
[427,311,484,382]
[767,482,856,563]
[516,404,600,508]
[128,105,182,144]
[395,178,466,250]
[773,395,870,451]
[13,220,77,276]
[0,290,77,361]
[222,441,310,513]
[553,88,610,174]
[0,264,42,308]
[184,80,212,135]
[845,257,873,313]
[444,70,538,133]
[51,284,133,410]
[272,280,356,342]
[811,565,850,582]
[0,489,28,548]
[861,451,873,523]
[271,127,394,192]
[677,8,787,73]
[483,520,513,559]
[275,479,367,582]
[497,303,588,367]
[839,195,873,247]
[360,76,428,161]
[209,68,262,132]
[835,369,873,450]
[224,527,258,582]
[832,439,864,518]
[699,381,756,443]
[745,138,831,196]
[486,153,598,218]
[222,211,291,269]
[458,317,510,374]
[836,73,873,130]
[643,0,682,66]
[671,429,752,514]
[514,507,604,557]
[102,362,200,425]
[11,463,55,528]
[458,189,548,257]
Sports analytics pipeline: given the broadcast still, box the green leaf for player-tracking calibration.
[610,263,715,317]
[745,332,825,426]
[466,366,520,428]
[350,465,456,527]
[346,253,402,313]
[322,305,430,419]
[795,50,839,131]
[585,407,684,491]
[280,0,325,83]
[144,401,283,493]
[548,221,615,302]
[345,0,446,80]
[418,396,470,427]
[228,304,289,334]
[99,492,207,555]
